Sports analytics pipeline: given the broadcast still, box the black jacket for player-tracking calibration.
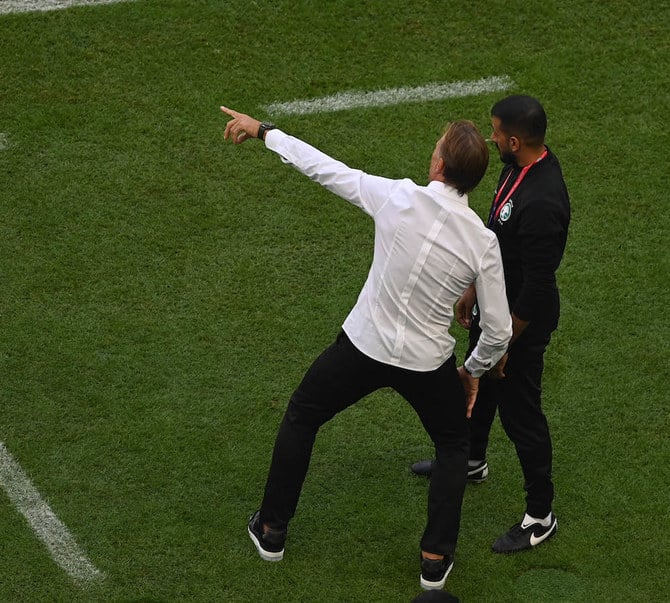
[488,147,570,330]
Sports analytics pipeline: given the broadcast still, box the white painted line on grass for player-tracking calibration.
[0,0,133,14]
[0,441,105,585]
[264,75,515,116]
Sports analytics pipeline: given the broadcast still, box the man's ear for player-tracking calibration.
[509,136,520,152]
[431,156,446,181]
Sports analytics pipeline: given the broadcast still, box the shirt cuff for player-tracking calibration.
[463,360,483,379]
[264,128,285,148]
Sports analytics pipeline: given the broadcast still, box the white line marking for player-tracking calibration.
[0,441,105,584]
[0,0,133,14]
[264,75,515,116]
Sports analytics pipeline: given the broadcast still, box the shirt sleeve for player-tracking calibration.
[264,129,398,217]
[465,235,513,377]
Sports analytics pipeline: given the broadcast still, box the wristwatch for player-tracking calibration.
[257,121,276,140]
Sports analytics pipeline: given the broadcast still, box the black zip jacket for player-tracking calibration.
[488,147,571,330]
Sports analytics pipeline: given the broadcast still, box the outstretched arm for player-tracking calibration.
[219,105,398,217]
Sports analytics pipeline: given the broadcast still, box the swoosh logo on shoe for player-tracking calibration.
[529,520,557,546]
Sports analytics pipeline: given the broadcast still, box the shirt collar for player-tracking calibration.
[427,180,469,206]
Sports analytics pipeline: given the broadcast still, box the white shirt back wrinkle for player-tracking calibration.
[390,203,451,363]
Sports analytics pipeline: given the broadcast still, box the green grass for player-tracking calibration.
[0,0,668,601]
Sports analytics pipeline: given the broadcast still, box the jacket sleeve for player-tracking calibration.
[513,196,569,322]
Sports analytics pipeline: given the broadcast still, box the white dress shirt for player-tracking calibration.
[265,129,511,376]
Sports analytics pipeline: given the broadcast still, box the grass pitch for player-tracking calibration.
[0,1,668,601]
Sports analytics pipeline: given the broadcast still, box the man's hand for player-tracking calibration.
[487,352,508,380]
[221,106,261,144]
[457,366,479,418]
[511,313,529,343]
[455,284,476,329]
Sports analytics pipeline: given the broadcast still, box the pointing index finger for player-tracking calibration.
[220,106,239,118]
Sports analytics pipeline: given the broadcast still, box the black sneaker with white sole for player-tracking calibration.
[247,510,286,561]
[491,513,557,554]
[466,460,488,483]
[410,459,489,483]
[420,554,454,590]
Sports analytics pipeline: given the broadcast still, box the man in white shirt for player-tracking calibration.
[221,106,512,592]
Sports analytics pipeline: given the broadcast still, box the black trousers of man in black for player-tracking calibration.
[260,330,469,556]
[468,320,554,518]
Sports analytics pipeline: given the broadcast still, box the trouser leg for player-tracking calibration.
[498,330,554,518]
[394,356,469,555]
[465,323,499,460]
[260,331,383,530]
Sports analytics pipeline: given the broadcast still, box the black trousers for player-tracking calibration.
[260,330,469,555]
[468,322,554,518]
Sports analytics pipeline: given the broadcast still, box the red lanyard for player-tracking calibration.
[489,149,548,225]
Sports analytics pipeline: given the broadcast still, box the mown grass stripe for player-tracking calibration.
[0,441,105,585]
[264,75,515,116]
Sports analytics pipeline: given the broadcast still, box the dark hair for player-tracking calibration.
[440,120,489,196]
[491,95,547,147]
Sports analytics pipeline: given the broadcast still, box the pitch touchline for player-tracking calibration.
[264,75,515,116]
[0,441,105,584]
[0,0,133,14]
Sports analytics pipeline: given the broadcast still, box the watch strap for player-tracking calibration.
[258,121,276,140]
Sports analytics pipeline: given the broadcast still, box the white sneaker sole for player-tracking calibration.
[420,559,454,590]
[248,526,284,561]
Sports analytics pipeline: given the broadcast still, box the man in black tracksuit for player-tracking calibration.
[412,95,571,553]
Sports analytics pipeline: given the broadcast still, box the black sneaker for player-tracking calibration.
[420,554,454,590]
[491,513,557,554]
[410,459,489,483]
[467,460,488,483]
[247,510,286,561]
